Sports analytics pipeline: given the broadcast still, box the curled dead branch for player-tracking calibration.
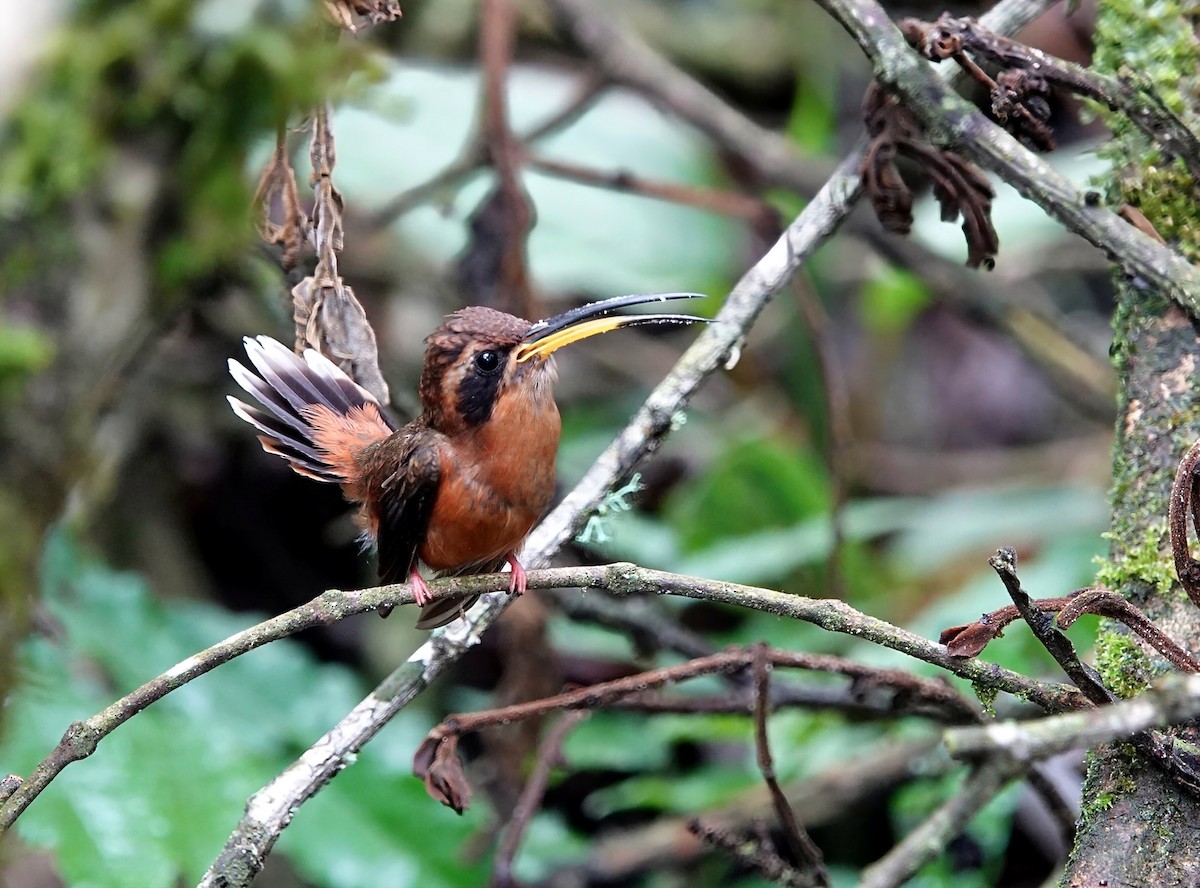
[1169,438,1200,606]
[942,585,1200,672]
[860,84,998,269]
[902,14,1200,187]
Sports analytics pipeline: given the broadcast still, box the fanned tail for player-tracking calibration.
[228,336,395,483]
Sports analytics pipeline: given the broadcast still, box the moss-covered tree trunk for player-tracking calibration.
[1063,2,1200,884]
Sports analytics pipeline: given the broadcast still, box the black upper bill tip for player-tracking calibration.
[523,292,707,341]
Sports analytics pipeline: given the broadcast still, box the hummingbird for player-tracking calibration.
[228,292,706,628]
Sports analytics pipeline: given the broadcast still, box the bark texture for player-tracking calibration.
[1064,298,1200,886]
[1061,0,1200,878]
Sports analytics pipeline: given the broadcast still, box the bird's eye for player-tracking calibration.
[473,349,502,376]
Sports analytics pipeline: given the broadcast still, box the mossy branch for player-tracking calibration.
[2,561,1088,839]
[812,0,1200,312]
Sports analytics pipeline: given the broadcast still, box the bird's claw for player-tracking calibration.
[411,571,434,607]
[506,554,527,597]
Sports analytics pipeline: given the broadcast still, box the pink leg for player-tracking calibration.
[411,569,434,607]
[505,553,527,596]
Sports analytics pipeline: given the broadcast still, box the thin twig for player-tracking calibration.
[544,0,1054,217]
[1056,587,1200,672]
[940,584,1200,672]
[614,684,970,723]
[490,710,588,888]
[940,593,1082,657]
[988,548,1114,705]
[1025,763,1079,855]
[558,590,721,661]
[467,0,535,316]
[582,737,948,883]
[545,0,829,196]
[427,648,756,737]
[525,153,771,221]
[1,561,1070,837]
[565,591,978,722]
[421,645,971,745]
[411,644,1013,815]
[752,645,829,885]
[370,76,607,226]
[689,818,819,888]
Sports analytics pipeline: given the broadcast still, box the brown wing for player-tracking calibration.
[373,430,442,588]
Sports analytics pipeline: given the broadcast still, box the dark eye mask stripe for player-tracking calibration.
[457,348,510,426]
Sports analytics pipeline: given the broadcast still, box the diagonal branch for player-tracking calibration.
[810,0,1200,311]
[903,14,1200,184]
[858,762,1018,888]
[490,710,588,888]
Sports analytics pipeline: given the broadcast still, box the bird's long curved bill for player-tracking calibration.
[514,292,707,363]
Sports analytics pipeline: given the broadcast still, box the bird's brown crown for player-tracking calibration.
[419,307,535,434]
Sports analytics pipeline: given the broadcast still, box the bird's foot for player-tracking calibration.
[506,554,527,596]
[411,570,434,607]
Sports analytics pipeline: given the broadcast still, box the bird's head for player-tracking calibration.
[419,292,706,435]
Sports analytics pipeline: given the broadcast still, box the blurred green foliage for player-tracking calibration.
[860,267,932,336]
[1,530,490,888]
[889,775,1019,888]
[0,322,54,399]
[0,0,368,291]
